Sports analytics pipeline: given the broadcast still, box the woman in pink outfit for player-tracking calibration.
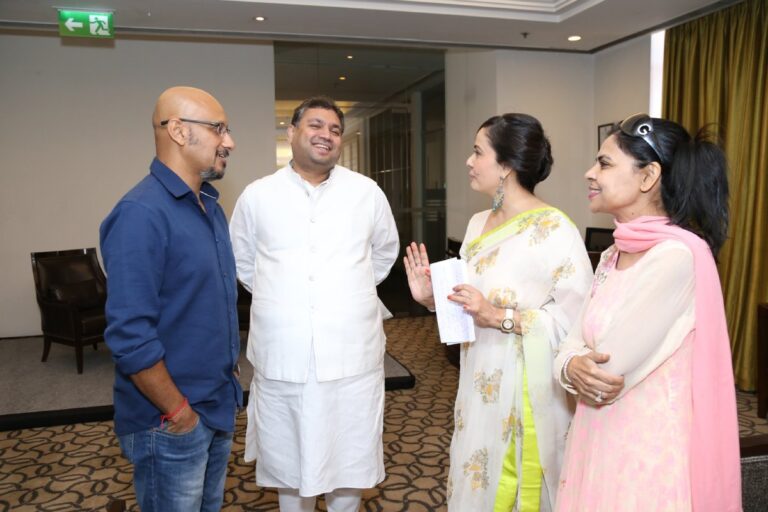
[553,114,741,512]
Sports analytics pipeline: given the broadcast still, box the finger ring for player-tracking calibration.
[595,391,603,403]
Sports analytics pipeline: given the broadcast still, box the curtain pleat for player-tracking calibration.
[663,0,768,390]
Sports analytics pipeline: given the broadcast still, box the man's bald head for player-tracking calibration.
[151,86,235,192]
[152,86,224,133]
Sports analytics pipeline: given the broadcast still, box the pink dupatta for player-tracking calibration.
[613,216,741,512]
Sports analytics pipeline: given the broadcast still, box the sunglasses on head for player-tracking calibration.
[619,113,663,163]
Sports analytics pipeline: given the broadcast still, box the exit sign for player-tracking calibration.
[58,10,114,39]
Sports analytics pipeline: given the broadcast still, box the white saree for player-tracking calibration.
[447,207,592,511]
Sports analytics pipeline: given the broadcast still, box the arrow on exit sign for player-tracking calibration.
[58,10,114,39]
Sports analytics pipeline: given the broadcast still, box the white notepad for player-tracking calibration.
[430,258,476,345]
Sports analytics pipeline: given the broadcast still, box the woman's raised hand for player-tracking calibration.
[404,242,435,309]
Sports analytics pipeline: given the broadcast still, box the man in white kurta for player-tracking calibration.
[229,97,399,512]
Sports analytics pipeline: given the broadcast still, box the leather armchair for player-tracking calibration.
[30,248,107,374]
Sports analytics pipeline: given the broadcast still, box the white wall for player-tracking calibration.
[0,32,275,337]
[445,49,499,239]
[591,34,653,228]
[594,35,652,128]
[495,50,595,232]
[444,34,654,240]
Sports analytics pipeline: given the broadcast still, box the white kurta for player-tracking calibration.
[229,164,399,493]
[448,207,592,511]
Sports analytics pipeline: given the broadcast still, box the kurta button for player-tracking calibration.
[309,275,314,281]
[310,218,316,223]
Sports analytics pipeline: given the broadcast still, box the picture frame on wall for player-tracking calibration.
[597,122,615,150]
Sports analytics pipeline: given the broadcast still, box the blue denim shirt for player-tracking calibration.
[100,158,243,436]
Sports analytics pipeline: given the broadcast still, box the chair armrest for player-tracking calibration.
[38,299,80,337]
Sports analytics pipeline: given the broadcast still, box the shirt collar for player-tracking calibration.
[150,157,220,201]
[287,160,336,189]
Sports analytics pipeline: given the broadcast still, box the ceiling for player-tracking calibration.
[0,0,740,52]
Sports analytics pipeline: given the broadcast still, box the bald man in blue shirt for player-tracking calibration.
[100,86,242,512]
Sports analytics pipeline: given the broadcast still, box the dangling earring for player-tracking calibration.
[492,175,505,212]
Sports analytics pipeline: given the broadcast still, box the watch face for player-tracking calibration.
[501,318,514,331]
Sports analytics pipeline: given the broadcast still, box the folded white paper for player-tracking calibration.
[430,258,476,345]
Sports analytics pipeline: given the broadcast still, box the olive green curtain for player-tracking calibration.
[663,0,768,390]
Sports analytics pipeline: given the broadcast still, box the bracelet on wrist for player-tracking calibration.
[160,397,189,427]
[562,354,577,384]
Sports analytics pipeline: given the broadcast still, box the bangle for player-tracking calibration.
[160,397,188,427]
[562,354,577,384]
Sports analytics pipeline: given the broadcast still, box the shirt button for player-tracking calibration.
[310,246,317,253]
[310,218,316,223]
[309,275,314,281]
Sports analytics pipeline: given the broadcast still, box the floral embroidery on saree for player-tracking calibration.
[502,408,523,443]
[474,369,503,403]
[473,248,499,275]
[463,448,490,490]
[488,287,518,308]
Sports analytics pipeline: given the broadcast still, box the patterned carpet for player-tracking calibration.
[0,316,766,511]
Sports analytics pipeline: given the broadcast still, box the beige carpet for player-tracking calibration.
[0,317,454,511]
[1,316,766,511]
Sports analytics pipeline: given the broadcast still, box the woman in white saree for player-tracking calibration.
[405,113,592,511]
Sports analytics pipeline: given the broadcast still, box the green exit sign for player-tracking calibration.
[58,10,114,39]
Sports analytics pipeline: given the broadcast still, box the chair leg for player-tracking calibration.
[76,343,84,374]
[41,336,51,362]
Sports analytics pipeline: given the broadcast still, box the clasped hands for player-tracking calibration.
[566,352,625,406]
[403,242,499,329]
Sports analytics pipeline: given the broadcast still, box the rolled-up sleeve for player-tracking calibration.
[100,201,166,375]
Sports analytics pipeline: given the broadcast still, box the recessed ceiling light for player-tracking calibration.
[254,16,266,22]
[338,76,347,81]
[346,55,354,60]
[279,121,285,125]
[568,35,582,42]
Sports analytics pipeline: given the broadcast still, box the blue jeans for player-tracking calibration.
[118,418,234,512]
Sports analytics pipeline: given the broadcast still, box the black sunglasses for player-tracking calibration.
[619,113,663,163]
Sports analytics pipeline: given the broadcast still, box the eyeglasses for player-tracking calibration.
[160,118,231,137]
[619,113,663,163]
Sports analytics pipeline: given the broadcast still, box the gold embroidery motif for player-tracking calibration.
[488,288,517,308]
[474,369,502,403]
[551,260,576,286]
[455,407,465,432]
[501,408,523,443]
[520,310,537,336]
[516,210,562,245]
[473,248,499,275]
[463,448,490,490]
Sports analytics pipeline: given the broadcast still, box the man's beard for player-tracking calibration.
[200,167,224,182]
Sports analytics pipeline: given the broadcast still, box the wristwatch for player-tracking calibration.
[500,308,516,333]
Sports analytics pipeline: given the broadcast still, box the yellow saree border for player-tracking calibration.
[464,207,575,262]
[493,366,542,512]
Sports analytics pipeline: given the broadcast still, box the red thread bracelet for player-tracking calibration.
[160,397,188,427]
